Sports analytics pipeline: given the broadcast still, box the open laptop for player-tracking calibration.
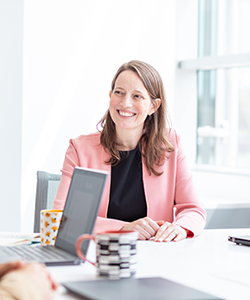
[228,235,250,247]
[0,167,108,266]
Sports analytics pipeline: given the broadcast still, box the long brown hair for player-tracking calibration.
[97,60,174,176]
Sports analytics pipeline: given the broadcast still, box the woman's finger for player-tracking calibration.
[121,217,159,240]
[173,226,188,242]
[154,222,171,241]
[135,220,157,240]
[163,229,179,242]
[173,232,185,242]
[155,223,187,242]
[160,227,177,242]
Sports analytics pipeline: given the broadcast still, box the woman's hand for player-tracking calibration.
[154,221,188,242]
[120,217,160,240]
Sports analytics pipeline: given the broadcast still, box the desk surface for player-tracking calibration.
[49,228,250,300]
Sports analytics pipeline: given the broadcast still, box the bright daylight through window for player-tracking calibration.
[197,0,250,170]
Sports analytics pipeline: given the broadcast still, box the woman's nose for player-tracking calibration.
[120,95,133,107]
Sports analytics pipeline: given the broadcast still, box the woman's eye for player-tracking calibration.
[134,95,143,99]
[115,91,122,95]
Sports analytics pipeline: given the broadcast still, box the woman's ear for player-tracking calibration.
[109,90,112,99]
[149,98,161,116]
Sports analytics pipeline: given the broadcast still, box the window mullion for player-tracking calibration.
[178,53,250,71]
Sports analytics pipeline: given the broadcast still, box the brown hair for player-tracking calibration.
[97,60,174,176]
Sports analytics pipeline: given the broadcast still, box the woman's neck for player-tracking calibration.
[115,128,142,151]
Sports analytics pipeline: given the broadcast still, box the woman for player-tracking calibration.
[0,261,58,300]
[53,60,206,242]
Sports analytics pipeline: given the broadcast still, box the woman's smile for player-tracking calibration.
[117,110,136,117]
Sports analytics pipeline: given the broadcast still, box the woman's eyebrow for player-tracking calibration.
[134,89,144,94]
[114,86,125,90]
[114,87,145,94]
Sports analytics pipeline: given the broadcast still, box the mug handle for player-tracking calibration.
[76,234,96,266]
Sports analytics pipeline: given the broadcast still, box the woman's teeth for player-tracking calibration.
[119,111,134,117]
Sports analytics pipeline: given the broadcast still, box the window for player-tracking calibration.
[197,66,250,169]
[176,0,250,206]
[180,0,250,171]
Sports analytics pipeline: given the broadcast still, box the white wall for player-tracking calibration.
[0,0,23,231]
[19,0,177,232]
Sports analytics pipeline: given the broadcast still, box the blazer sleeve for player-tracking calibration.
[172,133,206,237]
[94,217,127,234]
[53,139,79,210]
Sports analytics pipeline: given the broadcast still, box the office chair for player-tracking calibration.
[34,171,61,233]
[204,204,250,229]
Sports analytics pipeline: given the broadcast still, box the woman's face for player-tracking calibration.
[109,70,159,135]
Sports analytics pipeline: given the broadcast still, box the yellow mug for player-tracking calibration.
[40,209,63,246]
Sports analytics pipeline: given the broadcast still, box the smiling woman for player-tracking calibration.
[53,60,206,242]
[109,70,160,150]
[100,60,173,176]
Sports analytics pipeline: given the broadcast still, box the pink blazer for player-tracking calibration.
[53,130,206,237]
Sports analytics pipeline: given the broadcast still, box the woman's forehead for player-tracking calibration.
[114,70,148,93]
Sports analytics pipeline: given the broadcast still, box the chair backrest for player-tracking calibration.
[34,171,61,233]
[204,204,250,229]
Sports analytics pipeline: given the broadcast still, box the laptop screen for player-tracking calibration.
[55,167,108,256]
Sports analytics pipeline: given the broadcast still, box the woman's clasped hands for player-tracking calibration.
[120,217,188,242]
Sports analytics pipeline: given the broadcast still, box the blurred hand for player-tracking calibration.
[20,263,58,299]
[120,217,160,240]
[0,261,24,278]
[0,261,58,300]
[154,221,188,242]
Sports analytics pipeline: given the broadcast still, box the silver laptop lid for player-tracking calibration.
[55,167,108,256]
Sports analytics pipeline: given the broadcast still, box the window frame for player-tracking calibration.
[179,53,250,71]
[174,0,250,206]
[178,53,250,175]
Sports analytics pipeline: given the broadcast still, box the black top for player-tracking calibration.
[107,147,147,222]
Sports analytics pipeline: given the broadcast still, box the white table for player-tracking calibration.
[49,228,250,300]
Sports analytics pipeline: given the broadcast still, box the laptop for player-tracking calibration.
[62,277,224,300]
[0,167,108,266]
[228,235,250,247]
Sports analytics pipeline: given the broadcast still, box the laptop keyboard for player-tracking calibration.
[2,245,81,265]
